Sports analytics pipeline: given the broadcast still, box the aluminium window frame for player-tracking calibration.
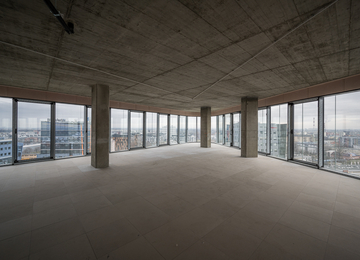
[14,98,54,164]
[288,98,319,167]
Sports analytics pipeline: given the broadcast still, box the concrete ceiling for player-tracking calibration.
[0,0,359,111]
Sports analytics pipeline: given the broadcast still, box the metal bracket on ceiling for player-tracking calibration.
[43,0,74,34]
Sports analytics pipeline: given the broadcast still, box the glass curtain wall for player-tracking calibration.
[170,115,178,144]
[111,109,128,152]
[225,114,231,146]
[293,101,318,164]
[0,98,12,165]
[270,104,288,159]
[146,112,157,148]
[196,117,201,142]
[187,117,196,142]
[324,92,360,176]
[179,116,186,144]
[55,103,85,158]
[233,113,240,147]
[159,114,168,145]
[218,115,224,144]
[130,112,143,148]
[211,116,217,143]
[87,107,91,154]
[258,109,267,152]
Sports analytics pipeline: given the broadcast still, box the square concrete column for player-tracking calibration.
[91,84,110,168]
[201,107,211,148]
[241,97,258,157]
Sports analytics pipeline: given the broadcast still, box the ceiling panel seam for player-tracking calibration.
[192,0,339,100]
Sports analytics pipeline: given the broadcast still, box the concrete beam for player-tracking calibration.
[241,97,258,157]
[91,84,110,168]
[200,107,211,148]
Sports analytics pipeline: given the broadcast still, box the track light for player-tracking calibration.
[43,0,74,34]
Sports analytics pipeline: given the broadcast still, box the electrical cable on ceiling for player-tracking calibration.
[192,0,339,100]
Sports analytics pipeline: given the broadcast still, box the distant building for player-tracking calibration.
[41,119,85,158]
[111,133,128,151]
[0,139,23,164]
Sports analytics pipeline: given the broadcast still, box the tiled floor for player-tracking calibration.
[1,143,360,259]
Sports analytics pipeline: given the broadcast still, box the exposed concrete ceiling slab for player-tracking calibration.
[0,0,358,112]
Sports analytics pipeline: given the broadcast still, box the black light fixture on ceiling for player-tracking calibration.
[43,0,74,34]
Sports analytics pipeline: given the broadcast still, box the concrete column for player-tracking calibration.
[201,107,211,148]
[241,97,258,157]
[91,84,109,168]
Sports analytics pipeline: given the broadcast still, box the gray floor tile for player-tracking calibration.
[97,237,165,260]
[29,235,96,260]
[279,211,330,241]
[265,224,327,259]
[0,215,32,241]
[0,232,31,260]
[30,218,85,254]
[328,226,360,255]
[87,218,139,258]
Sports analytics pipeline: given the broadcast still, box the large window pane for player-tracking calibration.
[225,114,231,146]
[179,116,186,144]
[187,117,196,142]
[170,115,178,144]
[218,115,224,144]
[196,117,200,142]
[55,104,85,158]
[131,112,143,148]
[294,101,318,163]
[0,98,12,165]
[146,112,157,148]
[233,113,240,147]
[159,114,168,145]
[211,116,217,143]
[258,109,267,152]
[18,102,51,161]
[270,104,288,159]
[324,92,360,177]
[87,107,91,154]
[111,109,128,152]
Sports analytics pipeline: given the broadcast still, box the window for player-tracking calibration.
[130,112,143,148]
[258,109,267,152]
[111,109,128,152]
[218,115,224,144]
[293,101,318,164]
[18,101,51,161]
[179,116,186,144]
[87,107,91,154]
[55,103,84,158]
[324,92,360,177]
[225,114,231,146]
[271,104,288,159]
[159,114,168,145]
[196,117,201,142]
[0,97,12,165]
[170,115,178,145]
[187,117,196,142]
[146,112,157,148]
[211,116,217,143]
[233,113,240,147]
